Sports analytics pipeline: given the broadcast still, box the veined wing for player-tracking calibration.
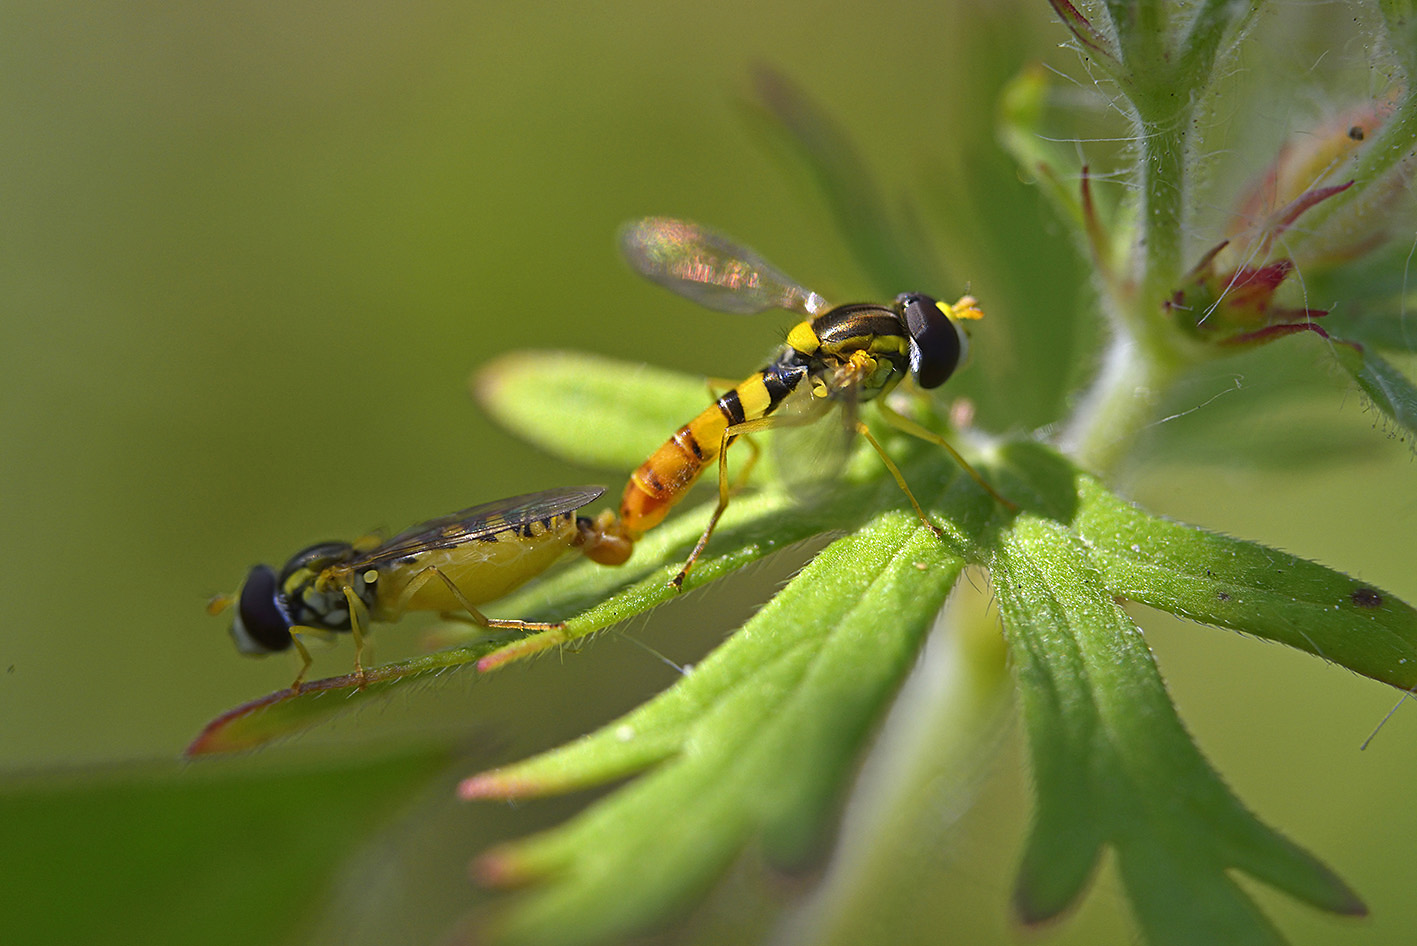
[355,485,605,567]
[762,381,855,500]
[621,217,830,317]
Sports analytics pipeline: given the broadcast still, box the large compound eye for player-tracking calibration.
[898,293,967,389]
[231,564,293,654]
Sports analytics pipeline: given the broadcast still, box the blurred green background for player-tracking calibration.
[4,1,1416,944]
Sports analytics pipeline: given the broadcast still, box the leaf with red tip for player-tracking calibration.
[1047,0,1118,60]
[187,642,506,756]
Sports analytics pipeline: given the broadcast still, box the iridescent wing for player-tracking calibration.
[352,485,605,568]
[621,217,830,317]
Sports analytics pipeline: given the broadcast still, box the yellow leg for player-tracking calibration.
[670,406,826,589]
[340,584,372,688]
[206,593,236,617]
[288,633,315,694]
[855,420,947,539]
[703,377,762,496]
[874,400,1016,509]
[670,436,734,590]
[410,565,567,633]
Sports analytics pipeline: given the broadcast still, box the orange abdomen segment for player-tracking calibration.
[619,404,732,537]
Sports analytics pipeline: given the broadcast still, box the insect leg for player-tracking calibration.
[669,406,823,589]
[339,583,373,687]
[285,630,316,693]
[414,565,567,633]
[874,400,1016,509]
[704,376,762,494]
[854,421,946,539]
[205,593,235,617]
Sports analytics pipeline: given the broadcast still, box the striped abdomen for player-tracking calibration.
[618,354,808,537]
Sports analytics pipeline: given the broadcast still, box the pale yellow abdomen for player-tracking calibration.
[370,517,577,619]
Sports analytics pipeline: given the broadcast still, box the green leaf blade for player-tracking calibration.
[466,508,966,945]
[186,642,507,756]
[992,514,1364,944]
[1072,473,1417,691]
[475,350,711,470]
[1331,342,1417,444]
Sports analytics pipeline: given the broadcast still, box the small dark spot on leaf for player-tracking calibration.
[1348,125,1365,141]
[1217,591,1231,601]
[1351,587,1383,608]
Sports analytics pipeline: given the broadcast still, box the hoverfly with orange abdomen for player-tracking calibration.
[580,217,1013,587]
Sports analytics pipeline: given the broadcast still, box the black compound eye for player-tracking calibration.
[232,564,293,654]
[898,293,966,389]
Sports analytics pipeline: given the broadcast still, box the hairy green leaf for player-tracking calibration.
[993,515,1365,946]
[1331,342,1417,444]
[1073,473,1417,689]
[186,641,508,756]
[450,431,1401,946]
[465,504,968,946]
[475,350,708,471]
[197,354,1414,946]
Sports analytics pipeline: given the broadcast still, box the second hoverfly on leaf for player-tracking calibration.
[584,217,1013,587]
[209,485,631,691]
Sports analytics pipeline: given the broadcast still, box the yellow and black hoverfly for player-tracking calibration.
[209,485,631,690]
[582,217,1012,586]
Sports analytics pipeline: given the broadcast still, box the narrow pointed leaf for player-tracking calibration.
[1048,0,1119,61]
[1071,469,1417,690]
[186,641,508,756]
[992,516,1364,946]
[1330,342,1417,444]
[474,350,710,470]
[466,506,967,946]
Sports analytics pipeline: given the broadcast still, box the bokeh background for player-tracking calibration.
[4,1,1417,944]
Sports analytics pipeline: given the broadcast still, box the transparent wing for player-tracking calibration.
[763,382,856,500]
[353,485,605,567]
[621,217,830,316]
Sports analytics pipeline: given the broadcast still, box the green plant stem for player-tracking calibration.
[1063,19,1212,476]
[1130,103,1190,324]
[1065,111,1197,475]
[1057,326,1186,474]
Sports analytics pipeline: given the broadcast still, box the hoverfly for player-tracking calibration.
[209,485,631,690]
[584,217,1012,587]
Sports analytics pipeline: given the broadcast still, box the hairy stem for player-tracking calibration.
[1057,327,1186,474]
